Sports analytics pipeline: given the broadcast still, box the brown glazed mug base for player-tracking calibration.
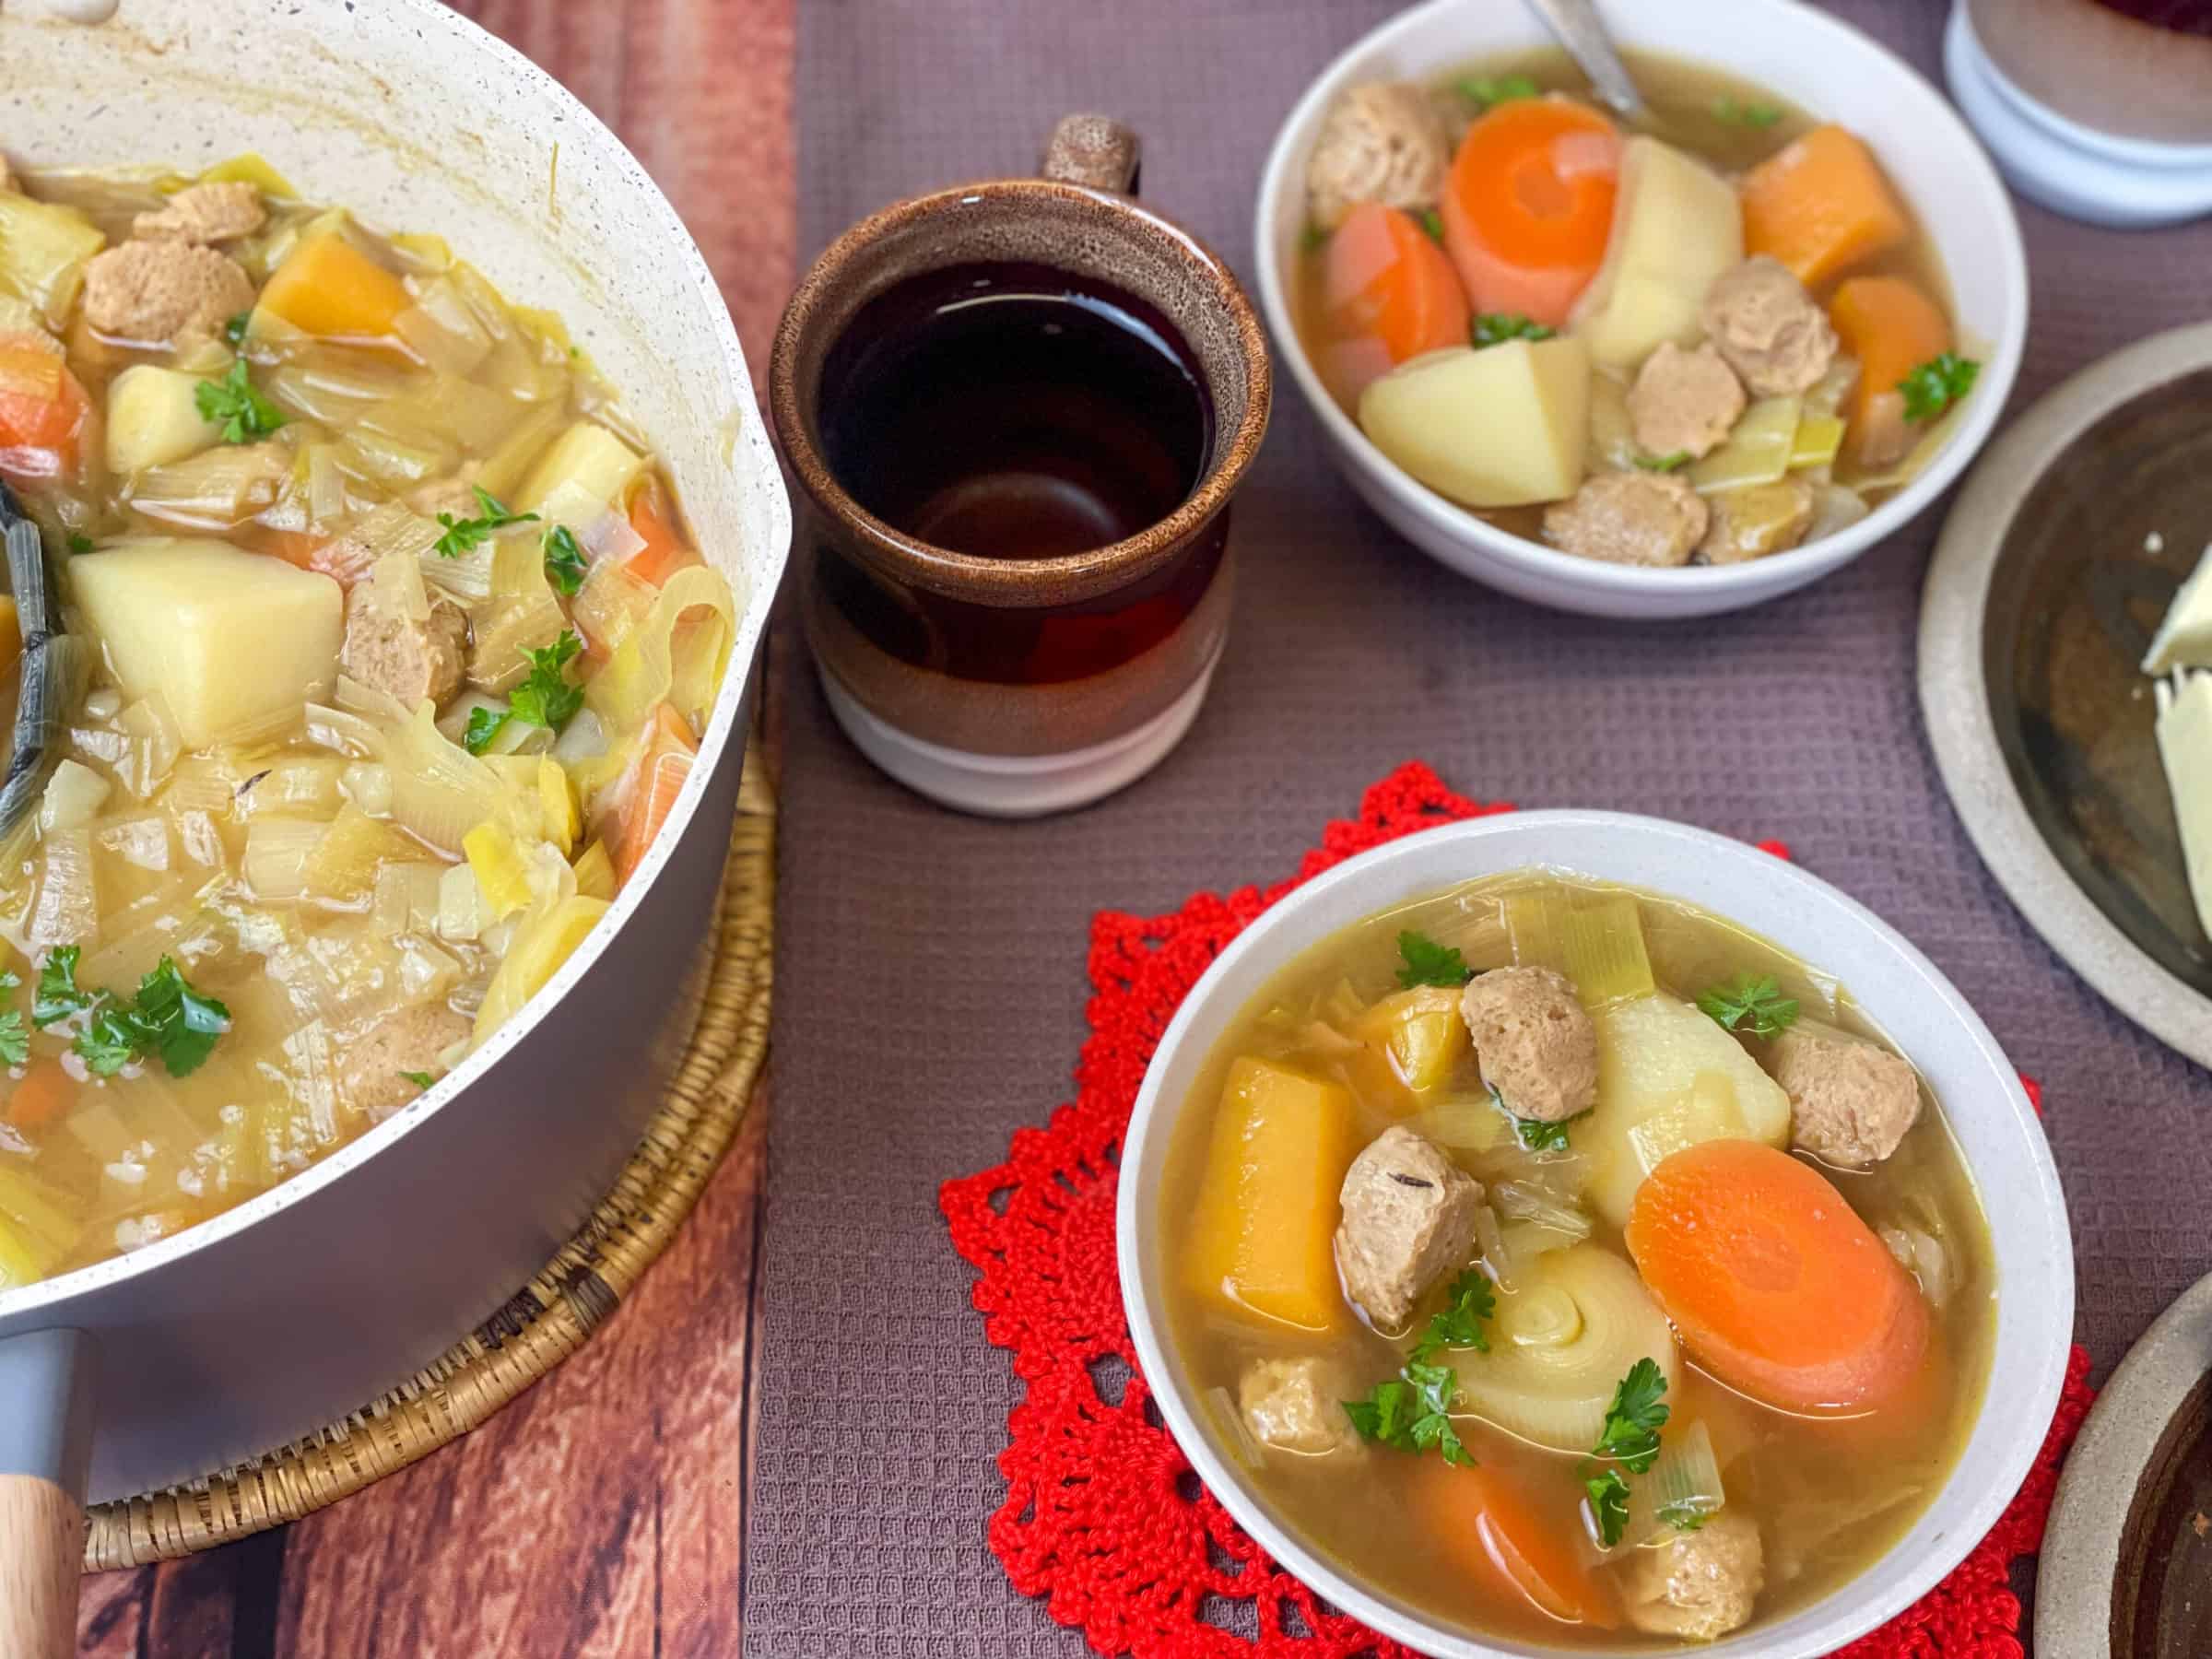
[771,114,1271,817]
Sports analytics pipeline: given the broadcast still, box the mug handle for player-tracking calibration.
[1040,114,1141,196]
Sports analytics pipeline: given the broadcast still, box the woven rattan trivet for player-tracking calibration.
[81,742,776,1571]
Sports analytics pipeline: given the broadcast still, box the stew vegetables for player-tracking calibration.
[1160,872,1993,1648]
[0,154,737,1287]
[1294,51,1982,568]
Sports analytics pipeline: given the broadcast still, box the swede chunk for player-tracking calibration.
[513,421,644,516]
[1571,137,1744,373]
[1358,337,1591,509]
[70,538,343,748]
[104,364,223,474]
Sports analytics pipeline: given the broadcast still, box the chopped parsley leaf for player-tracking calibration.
[1584,1465,1633,1547]
[1657,1497,1715,1532]
[1396,930,1472,989]
[542,523,588,595]
[1634,450,1690,473]
[1695,971,1799,1038]
[1594,1357,1670,1475]
[1473,312,1556,349]
[65,532,92,555]
[223,312,252,347]
[0,969,24,1066]
[1300,222,1330,254]
[32,947,229,1077]
[1460,73,1540,111]
[1408,1268,1495,1365]
[401,1069,436,1089]
[1713,96,1784,128]
[1898,352,1980,423]
[464,629,586,755]
[33,946,96,1028]
[1345,1362,1475,1468]
[194,359,287,444]
[1418,207,1446,244]
[432,485,538,559]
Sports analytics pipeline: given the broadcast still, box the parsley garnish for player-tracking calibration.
[1418,207,1445,245]
[1515,1112,1583,1151]
[1695,972,1799,1038]
[1300,222,1330,254]
[1594,1357,1670,1474]
[464,629,586,755]
[1657,1498,1713,1532]
[1713,96,1783,128]
[1898,352,1980,423]
[1344,1360,1474,1468]
[432,485,538,559]
[0,971,25,1067]
[1473,312,1556,349]
[1396,930,1471,989]
[65,532,91,555]
[34,948,229,1077]
[1585,1466,1633,1547]
[542,524,588,595]
[401,1069,435,1089]
[223,312,251,346]
[1408,1269,1495,1365]
[1635,450,1690,473]
[1460,74,1540,111]
[194,359,287,444]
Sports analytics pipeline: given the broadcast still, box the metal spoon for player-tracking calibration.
[1522,0,1646,121]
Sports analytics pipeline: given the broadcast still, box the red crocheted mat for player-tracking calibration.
[941,763,2095,1658]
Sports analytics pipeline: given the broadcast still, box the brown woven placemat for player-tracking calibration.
[80,741,776,1571]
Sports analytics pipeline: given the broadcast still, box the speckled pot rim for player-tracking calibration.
[1917,320,2212,1074]
[2039,1269,2212,1657]
[769,178,1272,608]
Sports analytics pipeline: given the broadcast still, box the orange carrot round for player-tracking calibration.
[1440,98,1619,328]
[6,1058,76,1135]
[0,336,89,480]
[1410,1459,1617,1630]
[1626,1139,1929,1414]
[1321,203,1470,392]
[1740,125,1908,290]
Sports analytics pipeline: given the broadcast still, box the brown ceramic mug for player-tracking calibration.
[770,115,1270,817]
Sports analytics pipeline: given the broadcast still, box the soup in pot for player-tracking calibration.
[0,154,738,1287]
[1159,871,1994,1647]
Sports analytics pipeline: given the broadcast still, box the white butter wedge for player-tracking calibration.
[2143,542,2212,674]
[2155,671,2212,941]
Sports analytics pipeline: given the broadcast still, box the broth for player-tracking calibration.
[1159,871,1994,1649]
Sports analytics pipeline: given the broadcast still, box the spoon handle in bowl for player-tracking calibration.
[1523,0,1646,119]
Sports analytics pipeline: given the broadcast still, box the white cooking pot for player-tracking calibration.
[0,2,791,1648]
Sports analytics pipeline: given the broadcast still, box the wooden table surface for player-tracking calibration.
[75,3,798,1653]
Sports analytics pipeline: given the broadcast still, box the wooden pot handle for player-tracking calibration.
[0,1327,94,1659]
[0,1474,83,1658]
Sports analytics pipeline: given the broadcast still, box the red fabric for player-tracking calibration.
[941,762,2094,1658]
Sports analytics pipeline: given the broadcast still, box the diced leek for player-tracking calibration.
[471,894,608,1042]
[1205,1384,1267,1473]
[1846,394,1971,495]
[336,425,451,488]
[97,815,172,873]
[1490,1179,1594,1241]
[126,442,290,529]
[0,192,105,330]
[394,277,495,377]
[464,821,533,920]
[572,556,657,659]
[40,758,112,833]
[242,815,323,901]
[436,859,485,942]
[304,803,418,904]
[1803,357,1859,420]
[1787,414,1844,473]
[471,400,568,501]
[571,839,616,902]
[113,696,182,798]
[1506,891,1655,1006]
[30,829,99,944]
[371,859,446,934]
[1688,396,1800,494]
[537,759,580,855]
[238,757,345,818]
[1632,1419,1725,1542]
[195,152,299,198]
[1402,1094,1510,1153]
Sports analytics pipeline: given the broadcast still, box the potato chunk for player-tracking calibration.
[1185,1057,1356,1332]
[513,421,645,516]
[1580,992,1791,1227]
[104,364,223,474]
[1570,137,1743,373]
[70,538,344,747]
[1358,337,1591,509]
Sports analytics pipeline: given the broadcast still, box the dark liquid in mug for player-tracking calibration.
[2092,0,2212,32]
[817,262,1213,559]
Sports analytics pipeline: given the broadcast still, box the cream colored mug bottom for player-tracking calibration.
[818,636,1224,818]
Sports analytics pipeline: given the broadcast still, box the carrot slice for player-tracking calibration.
[255,229,409,342]
[1827,274,1952,465]
[624,478,695,589]
[6,1058,76,1135]
[1440,98,1619,328]
[0,336,89,479]
[1409,1458,1617,1630]
[1625,1139,1929,1413]
[1321,203,1471,395]
[1739,125,1909,289]
[612,702,700,888]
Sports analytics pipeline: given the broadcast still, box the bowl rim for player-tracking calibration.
[1918,318,2212,1073]
[1249,0,2030,606]
[1117,810,2073,1659]
[0,0,785,1322]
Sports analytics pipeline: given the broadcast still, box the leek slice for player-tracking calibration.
[1688,396,1800,494]
[1787,414,1844,473]
[1505,891,1654,1006]
[0,192,105,330]
[471,894,608,1043]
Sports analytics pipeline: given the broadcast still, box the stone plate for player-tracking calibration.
[2041,1271,2212,1656]
[1920,321,2212,1071]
